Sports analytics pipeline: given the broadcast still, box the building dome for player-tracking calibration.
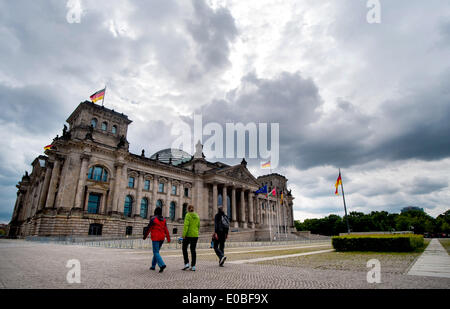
[150,148,192,166]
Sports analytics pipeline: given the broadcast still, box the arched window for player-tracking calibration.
[112,125,117,134]
[170,202,176,221]
[144,180,150,191]
[88,166,108,182]
[140,198,148,219]
[156,199,163,209]
[91,118,98,128]
[101,122,108,131]
[124,195,133,217]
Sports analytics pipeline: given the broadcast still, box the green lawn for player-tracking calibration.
[256,239,431,274]
[438,239,450,254]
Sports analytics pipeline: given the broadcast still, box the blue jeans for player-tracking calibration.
[152,240,165,268]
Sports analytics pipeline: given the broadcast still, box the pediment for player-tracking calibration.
[214,165,259,186]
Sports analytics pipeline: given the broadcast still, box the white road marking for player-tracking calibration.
[227,249,335,264]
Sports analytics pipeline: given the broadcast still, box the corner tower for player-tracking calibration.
[66,101,132,149]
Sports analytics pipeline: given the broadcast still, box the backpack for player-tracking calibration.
[220,214,230,230]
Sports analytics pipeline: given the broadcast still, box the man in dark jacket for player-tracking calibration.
[213,205,229,266]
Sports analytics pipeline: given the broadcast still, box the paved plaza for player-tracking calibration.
[0,239,449,289]
[407,239,450,278]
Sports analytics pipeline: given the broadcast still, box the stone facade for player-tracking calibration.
[8,101,295,238]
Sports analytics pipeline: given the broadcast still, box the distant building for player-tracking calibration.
[8,101,295,238]
[401,206,424,213]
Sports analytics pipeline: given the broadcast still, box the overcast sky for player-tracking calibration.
[0,0,449,224]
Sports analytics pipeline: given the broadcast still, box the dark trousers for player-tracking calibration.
[182,237,198,267]
[213,234,226,260]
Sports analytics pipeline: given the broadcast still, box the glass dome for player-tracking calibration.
[150,148,192,166]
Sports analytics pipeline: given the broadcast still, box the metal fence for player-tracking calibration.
[25,236,330,250]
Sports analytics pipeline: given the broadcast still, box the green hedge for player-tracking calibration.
[332,234,424,252]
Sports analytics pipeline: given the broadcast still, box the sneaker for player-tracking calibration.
[149,267,155,271]
[182,264,190,271]
[219,256,227,267]
[159,265,166,273]
[190,266,196,271]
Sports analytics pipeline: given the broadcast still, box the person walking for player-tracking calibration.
[213,205,229,267]
[181,205,200,271]
[143,207,171,273]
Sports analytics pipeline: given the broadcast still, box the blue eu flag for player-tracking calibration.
[255,185,268,194]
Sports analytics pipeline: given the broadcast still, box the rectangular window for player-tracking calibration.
[128,177,135,188]
[89,223,102,236]
[144,180,150,191]
[87,193,101,214]
[125,226,133,236]
[184,187,189,197]
[172,185,177,195]
[158,183,164,193]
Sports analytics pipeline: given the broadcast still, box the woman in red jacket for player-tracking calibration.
[144,207,171,272]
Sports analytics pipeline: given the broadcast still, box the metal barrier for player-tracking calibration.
[24,237,330,250]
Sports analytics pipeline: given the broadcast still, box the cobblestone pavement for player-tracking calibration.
[0,240,449,289]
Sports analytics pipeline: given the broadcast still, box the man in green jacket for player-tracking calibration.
[182,205,200,271]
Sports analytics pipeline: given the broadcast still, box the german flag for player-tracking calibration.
[44,145,54,151]
[90,88,106,103]
[335,173,342,195]
[261,161,271,169]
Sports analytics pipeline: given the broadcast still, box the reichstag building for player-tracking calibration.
[8,101,295,238]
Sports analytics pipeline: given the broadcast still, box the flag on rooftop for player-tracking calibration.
[90,88,106,103]
[261,161,271,169]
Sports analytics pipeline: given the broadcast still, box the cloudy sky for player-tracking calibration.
[0,0,449,223]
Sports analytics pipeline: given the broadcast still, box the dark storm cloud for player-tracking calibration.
[0,84,68,134]
[408,176,448,195]
[186,0,238,78]
[191,69,450,170]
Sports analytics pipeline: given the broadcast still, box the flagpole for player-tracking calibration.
[283,190,287,239]
[267,192,272,243]
[276,187,280,238]
[340,168,351,234]
[102,85,107,107]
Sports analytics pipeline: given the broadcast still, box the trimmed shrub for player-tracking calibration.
[332,234,424,252]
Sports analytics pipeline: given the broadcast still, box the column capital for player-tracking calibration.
[80,153,92,161]
[114,162,125,169]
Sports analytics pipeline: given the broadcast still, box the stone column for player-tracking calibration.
[165,179,172,219]
[38,164,53,210]
[177,182,184,221]
[222,185,227,216]
[134,172,144,217]
[212,183,218,220]
[151,176,159,216]
[111,163,124,214]
[100,191,107,215]
[45,159,61,208]
[248,192,254,228]
[231,187,237,228]
[74,154,90,210]
[240,189,247,229]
